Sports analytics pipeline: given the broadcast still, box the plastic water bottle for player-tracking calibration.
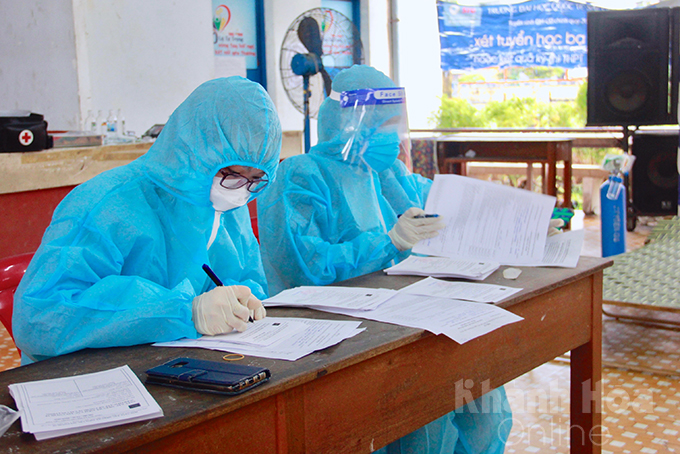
[106,109,117,136]
[89,111,97,132]
[97,110,106,135]
[117,109,125,136]
[83,110,93,132]
[600,173,626,257]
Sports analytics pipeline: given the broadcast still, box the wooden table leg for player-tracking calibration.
[564,155,573,208]
[547,146,557,198]
[526,162,533,191]
[541,163,547,194]
[569,273,603,453]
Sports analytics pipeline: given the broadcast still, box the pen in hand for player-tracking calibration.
[202,264,254,323]
[397,213,440,219]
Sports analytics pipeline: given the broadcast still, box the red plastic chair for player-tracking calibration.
[0,252,34,351]
[247,199,259,241]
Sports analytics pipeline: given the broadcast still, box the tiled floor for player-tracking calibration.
[504,214,680,453]
[0,327,20,370]
[0,213,678,453]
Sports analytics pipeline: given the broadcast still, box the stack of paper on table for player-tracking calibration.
[384,256,500,280]
[8,365,162,440]
[400,276,522,303]
[154,317,365,361]
[263,286,397,310]
[413,174,584,268]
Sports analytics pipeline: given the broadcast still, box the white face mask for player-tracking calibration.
[209,176,251,212]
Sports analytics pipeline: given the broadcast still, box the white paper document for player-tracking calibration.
[9,365,163,441]
[384,255,500,280]
[413,174,556,265]
[400,276,522,303]
[196,318,308,348]
[538,228,584,268]
[264,286,398,311]
[154,317,365,361]
[325,293,523,344]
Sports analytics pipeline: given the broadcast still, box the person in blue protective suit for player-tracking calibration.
[257,65,512,454]
[258,66,442,295]
[13,76,282,364]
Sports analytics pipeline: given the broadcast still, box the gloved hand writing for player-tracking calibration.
[192,285,267,336]
[388,207,446,251]
[548,218,565,236]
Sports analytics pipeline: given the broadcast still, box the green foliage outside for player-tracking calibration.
[501,67,565,80]
[430,81,616,209]
[430,81,612,165]
[434,96,487,128]
[431,83,586,129]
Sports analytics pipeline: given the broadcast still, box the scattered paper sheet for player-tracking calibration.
[197,318,308,348]
[537,228,584,268]
[323,293,523,344]
[413,174,556,265]
[9,365,163,441]
[384,255,500,280]
[399,276,522,303]
[154,317,365,361]
[264,286,398,311]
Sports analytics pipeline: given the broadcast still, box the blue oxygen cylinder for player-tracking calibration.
[600,174,626,257]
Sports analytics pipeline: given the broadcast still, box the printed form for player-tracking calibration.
[384,256,500,280]
[264,286,398,310]
[155,317,365,361]
[327,293,523,344]
[414,174,582,267]
[9,365,162,440]
[400,276,522,303]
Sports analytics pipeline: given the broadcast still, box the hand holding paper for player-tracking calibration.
[389,207,446,251]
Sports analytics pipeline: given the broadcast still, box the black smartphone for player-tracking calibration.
[145,357,270,395]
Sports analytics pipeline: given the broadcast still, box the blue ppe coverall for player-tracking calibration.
[257,65,511,454]
[13,76,282,364]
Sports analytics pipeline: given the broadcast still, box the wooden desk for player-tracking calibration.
[0,142,152,258]
[0,257,609,453]
[436,133,573,208]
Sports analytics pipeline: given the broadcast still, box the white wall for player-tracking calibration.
[1,0,214,135]
[72,0,214,136]
[264,0,321,142]
[0,0,80,129]
[364,0,391,78]
[395,0,443,129]
[1,0,438,139]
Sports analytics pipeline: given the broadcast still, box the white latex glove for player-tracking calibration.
[388,207,446,252]
[548,218,564,236]
[192,285,267,336]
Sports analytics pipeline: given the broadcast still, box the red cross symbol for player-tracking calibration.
[19,129,34,146]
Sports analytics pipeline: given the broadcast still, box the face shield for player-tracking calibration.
[337,87,412,173]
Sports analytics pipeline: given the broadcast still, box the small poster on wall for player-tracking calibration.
[213,0,258,77]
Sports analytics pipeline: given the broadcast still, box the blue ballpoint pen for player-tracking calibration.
[202,264,254,323]
[397,213,440,219]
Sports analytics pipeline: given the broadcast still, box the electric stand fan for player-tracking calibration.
[279,8,364,152]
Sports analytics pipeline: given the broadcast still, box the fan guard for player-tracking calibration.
[279,8,364,119]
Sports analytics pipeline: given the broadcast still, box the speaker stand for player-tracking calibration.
[622,125,639,232]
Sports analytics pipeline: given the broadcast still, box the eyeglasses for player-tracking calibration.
[218,169,269,193]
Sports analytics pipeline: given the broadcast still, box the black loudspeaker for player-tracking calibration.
[631,131,679,216]
[587,8,680,126]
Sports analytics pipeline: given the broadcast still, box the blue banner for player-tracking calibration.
[438,0,603,71]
